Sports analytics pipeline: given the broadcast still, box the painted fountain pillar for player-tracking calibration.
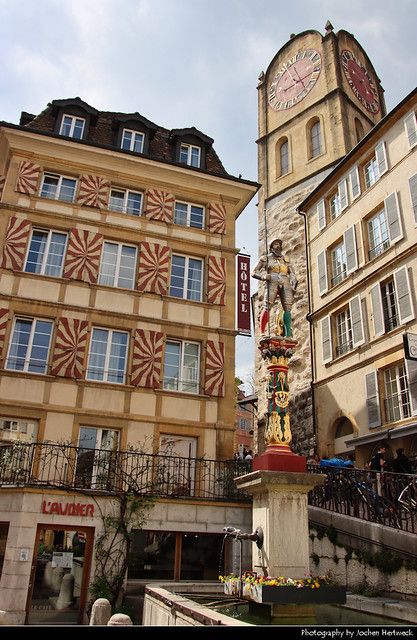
[234,239,326,616]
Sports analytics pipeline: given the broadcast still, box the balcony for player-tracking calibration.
[0,441,251,503]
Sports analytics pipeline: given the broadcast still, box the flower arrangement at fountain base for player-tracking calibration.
[220,574,346,605]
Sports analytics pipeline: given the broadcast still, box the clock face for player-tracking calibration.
[268,49,321,111]
[341,50,380,114]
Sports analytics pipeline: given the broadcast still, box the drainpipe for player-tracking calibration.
[297,207,317,453]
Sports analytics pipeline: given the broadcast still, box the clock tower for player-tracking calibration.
[255,23,385,456]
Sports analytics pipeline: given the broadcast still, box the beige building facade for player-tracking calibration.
[254,25,385,455]
[0,98,257,623]
[300,87,417,467]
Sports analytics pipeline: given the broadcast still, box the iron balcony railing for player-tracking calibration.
[307,464,417,534]
[0,441,251,503]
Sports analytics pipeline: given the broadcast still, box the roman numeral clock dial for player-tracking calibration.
[268,49,322,111]
[341,50,380,114]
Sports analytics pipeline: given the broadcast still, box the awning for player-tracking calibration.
[345,421,417,448]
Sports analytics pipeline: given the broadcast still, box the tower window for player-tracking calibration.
[355,118,365,144]
[278,138,289,176]
[310,121,322,158]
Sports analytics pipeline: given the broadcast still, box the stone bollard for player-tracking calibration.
[51,566,65,593]
[89,598,112,626]
[56,573,74,610]
[44,560,53,587]
[107,613,133,626]
[0,611,8,625]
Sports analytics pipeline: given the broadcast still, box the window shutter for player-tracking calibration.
[405,358,417,416]
[131,329,164,388]
[51,318,89,379]
[317,199,326,231]
[207,256,226,305]
[63,229,103,284]
[204,340,225,396]
[349,295,365,347]
[0,308,9,357]
[344,225,358,274]
[375,141,388,176]
[137,242,171,295]
[144,189,174,223]
[370,283,384,337]
[365,371,381,428]
[394,266,415,325]
[208,203,226,234]
[349,166,361,200]
[321,315,332,364]
[404,112,417,148]
[338,179,348,211]
[15,160,41,195]
[1,216,32,271]
[317,250,328,296]
[77,175,110,209]
[409,173,417,224]
[385,192,403,243]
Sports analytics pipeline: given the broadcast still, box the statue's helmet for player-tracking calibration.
[269,238,283,251]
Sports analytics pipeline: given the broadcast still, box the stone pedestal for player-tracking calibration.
[235,470,324,578]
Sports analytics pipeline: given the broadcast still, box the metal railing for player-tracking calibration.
[0,441,251,503]
[307,464,417,534]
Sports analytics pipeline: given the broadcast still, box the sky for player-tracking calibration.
[1,0,416,390]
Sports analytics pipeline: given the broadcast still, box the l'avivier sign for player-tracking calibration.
[41,500,94,517]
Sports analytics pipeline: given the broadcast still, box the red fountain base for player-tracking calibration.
[253,445,306,473]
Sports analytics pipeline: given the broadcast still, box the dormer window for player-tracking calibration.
[180,143,201,168]
[60,114,86,139]
[121,128,145,154]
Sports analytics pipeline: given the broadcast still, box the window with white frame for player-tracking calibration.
[121,129,145,154]
[0,417,38,443]
[109,188,143,216]
[179,143,201,168]
[363,141,388,189]
[6,317,53,374]
[76,426,119,489]
[367,209,389,260]
[384,363,411,423]
[331,241,347,286]
[40,173,77,202]
[24,229,67,277]
[98,242,137,289]
[173,201,204,229]
[329,191,342,220]
[86,328,128,384]
[169,255,203,301]
[371,266,414,337]
[59,114,85,139]
[335,308,353,357]
[381,279,399,333]
[163,340,200,394]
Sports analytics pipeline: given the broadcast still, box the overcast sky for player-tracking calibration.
[1,0,416,387]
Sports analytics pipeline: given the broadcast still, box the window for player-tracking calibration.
[0,417,38,442]
[76,427,119,489]
[331,242,347,286]
[86,328,128,384]
[384,363,411,423]
[277,138,289,176]
[0,523,9,580]
[163,340,200,394]
[367,209,389,260]
[6,317,53,374]
[24,229,67,277]
[59,114,85,139]
[109,188,143,216]
[121,128,145,154]
[381,279,399,333]
[329,191,341,220]
[173,201,204,229]
[98,242,137,289]
[40,173,77,202]
[363,141,387,189]
[170,255,203,301]
[310,120,322,158]
[179,144,201,168]
[355,118,365,144]
[335,308,353,357]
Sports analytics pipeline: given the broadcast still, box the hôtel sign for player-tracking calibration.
[41,500,94,517]
[237,254,251,336]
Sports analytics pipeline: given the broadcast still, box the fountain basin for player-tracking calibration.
[225,579,346,605]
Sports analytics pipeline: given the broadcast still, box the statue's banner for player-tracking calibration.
[237,254,251,336]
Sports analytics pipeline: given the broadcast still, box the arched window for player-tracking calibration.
[355,118,365,144]
[309,119,322,158]
[276,137,290,177]
[334,417,354,439]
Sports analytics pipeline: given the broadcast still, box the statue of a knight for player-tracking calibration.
[252,238,298,337]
